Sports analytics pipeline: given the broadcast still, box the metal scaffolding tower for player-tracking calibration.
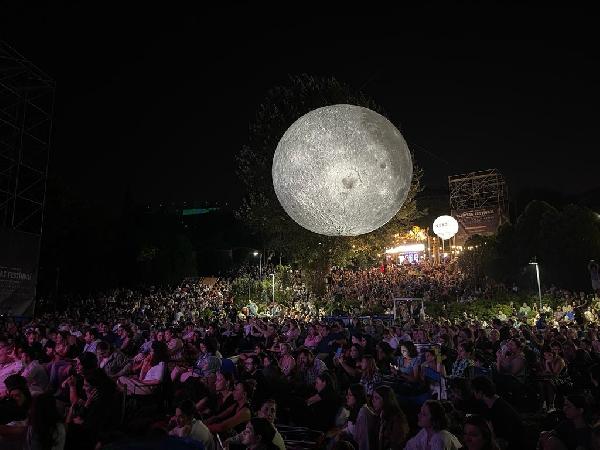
[0,41,55,236]
[448,169,508,217]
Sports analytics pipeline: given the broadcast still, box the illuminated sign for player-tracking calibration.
[385,243,426,254]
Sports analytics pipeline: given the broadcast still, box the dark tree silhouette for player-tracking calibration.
[236,74,423,295]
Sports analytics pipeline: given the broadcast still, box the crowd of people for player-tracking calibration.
[2,261,600,449]
[35,260,552,324]
[328,261,468,304]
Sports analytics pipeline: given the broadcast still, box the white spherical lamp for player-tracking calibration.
[433,215,459,240]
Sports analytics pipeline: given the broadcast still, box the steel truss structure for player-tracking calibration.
[448,168,508,218]
[0,42,55,235]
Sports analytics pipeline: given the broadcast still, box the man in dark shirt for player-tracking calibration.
[315,324,337,359]
[240,355,268,406]
[97,321,117,346]
[470,376,525,450]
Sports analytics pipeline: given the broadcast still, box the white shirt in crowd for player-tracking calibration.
[83,339,101,354]
[144,362,165,382]
[21,360,49,396]
[170,419,215,450]
[404,428,462,450]
[0,359,25,395]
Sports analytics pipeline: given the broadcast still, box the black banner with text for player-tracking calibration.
[453,208,500,235]
[0,227,40,316]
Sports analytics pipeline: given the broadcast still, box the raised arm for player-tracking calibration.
[208,407,251,434]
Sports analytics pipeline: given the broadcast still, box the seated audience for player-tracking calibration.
[371,385,409,450]
[19,347,48,396]
[168,399,214,450]
[207,380,253,435]
[405,400,462,450]
[239,417,279,450]
[117,341,169,395]
[96,341,129,379]
[470,376,524,449]
[462,414,500,450]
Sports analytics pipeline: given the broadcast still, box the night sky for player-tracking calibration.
[2,4,599,208]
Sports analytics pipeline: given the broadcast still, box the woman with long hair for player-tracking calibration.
[277,343,295,378]
[359,355,382,397]
[392,342,420,384]
[538,345,567,412]
[371,385,409,450]
[334,344,363,385]
[207,380,254,435]
[462,414,499,450]
[338,383,375,450]
[197,371,236,418]
[450,342,475,379]
[305,371,342,432]
[405,400,461,450]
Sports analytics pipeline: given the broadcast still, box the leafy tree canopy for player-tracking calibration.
[236,74,423,293]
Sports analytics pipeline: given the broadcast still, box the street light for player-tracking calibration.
[530,260,542,310]
[271,273,275,308]
[253,251,262,279]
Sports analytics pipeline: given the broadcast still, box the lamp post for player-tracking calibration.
[253,251,262,279]
[271,273,275,308]
[530,260,542,310]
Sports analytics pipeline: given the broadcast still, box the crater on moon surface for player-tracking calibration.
[342,177,355,189]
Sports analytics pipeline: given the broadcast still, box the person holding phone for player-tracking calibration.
[391,342,420,384]
[334,344,362,385]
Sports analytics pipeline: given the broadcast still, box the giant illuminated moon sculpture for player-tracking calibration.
[272,104,413,236]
